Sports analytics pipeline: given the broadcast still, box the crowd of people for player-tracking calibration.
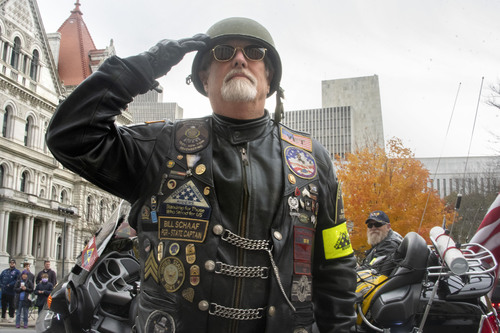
[0,259,56,328]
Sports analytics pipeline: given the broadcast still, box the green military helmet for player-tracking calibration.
[190,17,282,98]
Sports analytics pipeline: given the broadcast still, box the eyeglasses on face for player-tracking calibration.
[211,45,267,62]
[367,222,386,229]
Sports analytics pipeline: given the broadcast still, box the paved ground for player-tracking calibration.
[0,312,37,328]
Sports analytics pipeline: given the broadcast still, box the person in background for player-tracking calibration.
[34,273,53,313]
[0,259,20,322]
[35,260,57,286]
[360,210,403,276]
[14,270,34,329]
[19,259,35,285]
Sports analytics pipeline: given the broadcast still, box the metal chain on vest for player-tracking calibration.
[220,228,296,312]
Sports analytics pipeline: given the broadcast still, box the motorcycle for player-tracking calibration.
[353,227,499,333]
[37,200,499,333]
[36,201,140,333]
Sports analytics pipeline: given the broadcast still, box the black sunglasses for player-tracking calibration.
[211,45,267,62]
[367,222,386,229]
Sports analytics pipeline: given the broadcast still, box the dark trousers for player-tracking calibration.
[1,293,15,318]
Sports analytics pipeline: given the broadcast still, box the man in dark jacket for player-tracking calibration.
[35,260,57,286]
[361,210,403,276]
[0,259,20,322]
[46,17,357,332]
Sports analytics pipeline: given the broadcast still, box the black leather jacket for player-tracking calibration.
[46,54,356,333]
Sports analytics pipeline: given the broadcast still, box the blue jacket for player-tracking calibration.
[0,268,21,295]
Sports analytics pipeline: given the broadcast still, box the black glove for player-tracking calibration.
[144,34,210,79]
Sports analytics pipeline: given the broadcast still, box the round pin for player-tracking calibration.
[288,174,296,184]
[213,224,224,235]
[198,300,209,311]
[167,160,175,168]
[268,306,276,317]
[195,164,206,175]
[204,260,215,272]
[167,179,177,190]
[169,243,180,256]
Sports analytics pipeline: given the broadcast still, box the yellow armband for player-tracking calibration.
[322,222,353,259]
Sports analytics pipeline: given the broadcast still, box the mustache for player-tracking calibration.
[223,69,257,85]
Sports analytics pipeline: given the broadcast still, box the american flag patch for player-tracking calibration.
[280,127,312,152]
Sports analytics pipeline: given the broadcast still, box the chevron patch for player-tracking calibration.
[144,250,159,283]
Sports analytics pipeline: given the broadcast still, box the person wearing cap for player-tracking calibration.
[46,17,356,332]
[0,259,20,322]
[14,270,34,329]
[360,210,403,276]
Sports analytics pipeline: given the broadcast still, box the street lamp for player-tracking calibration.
[58,207,74,279]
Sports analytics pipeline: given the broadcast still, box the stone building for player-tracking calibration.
[0,0,125,278]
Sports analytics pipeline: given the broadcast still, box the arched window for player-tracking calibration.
[56,236,62,260]
[29,49,39,81]
[86,196,93,221]
[20,171,28,192]
[0,165,4,188]
[10,37,21,70]
[52,186,57,201]
[2,105,12,138]
[99,200,106,222]
[60,189,67,204]
[24,116,34,146]
[2,42,8,62]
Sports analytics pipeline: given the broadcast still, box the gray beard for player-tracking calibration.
[221,78,257,102]
[367,229,389,246]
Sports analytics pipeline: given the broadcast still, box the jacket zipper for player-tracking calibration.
[231,145,250,333]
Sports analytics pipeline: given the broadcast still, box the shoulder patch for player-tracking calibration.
[284,146,317,179]
[280,126,312,152]
[175,119,210,154]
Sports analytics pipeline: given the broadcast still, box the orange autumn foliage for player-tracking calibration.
[335,138,454,256]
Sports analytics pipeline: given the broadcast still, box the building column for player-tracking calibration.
[27,216,34,257]
[21,215,29,257]
[39,222,47,258]
[46,220,55,259]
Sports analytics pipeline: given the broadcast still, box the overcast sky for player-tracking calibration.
[36,0,500,158]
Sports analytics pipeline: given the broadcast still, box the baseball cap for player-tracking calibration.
[365,210,390,224]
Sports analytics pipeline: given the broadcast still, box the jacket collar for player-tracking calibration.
[212,110,275,145]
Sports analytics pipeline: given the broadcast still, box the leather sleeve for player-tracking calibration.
[312,143,357,333]
[46,55,168,202]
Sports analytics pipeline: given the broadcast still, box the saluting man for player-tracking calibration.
[46,17,356,333]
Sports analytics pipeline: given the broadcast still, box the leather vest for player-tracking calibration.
[133,116,320,333]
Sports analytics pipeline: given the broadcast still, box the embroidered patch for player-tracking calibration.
[81,236,99,271]
[280,127,312,152]
[175,119,209,154]
[284,146,317,179]
[159,180,211,242]
[145,310,175,333]
[322,222,353,259]
[144,250,159,283]
[159,256,185,293]
[294,227,314,275]
[291,275,312,302]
